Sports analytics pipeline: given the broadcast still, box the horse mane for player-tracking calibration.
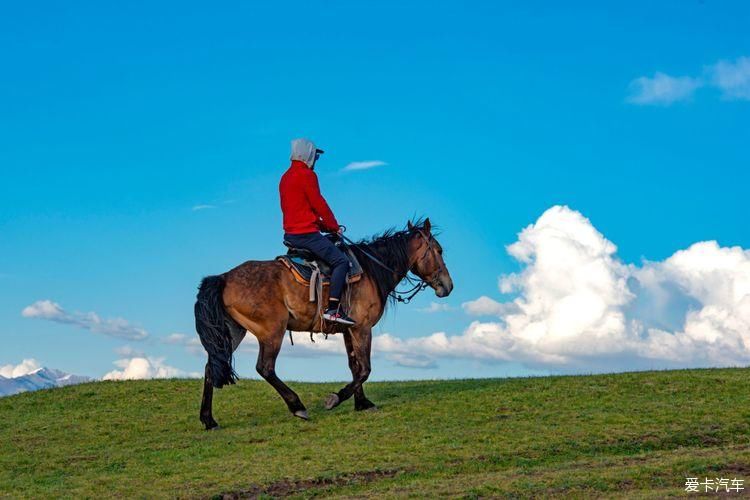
[347,217,428,305]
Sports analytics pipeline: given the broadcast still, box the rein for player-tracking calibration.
[340,230,433,304]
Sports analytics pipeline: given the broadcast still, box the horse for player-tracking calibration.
[194,218,453,430]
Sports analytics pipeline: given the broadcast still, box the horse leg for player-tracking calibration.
[256,334,308,420]
[342,330,377,411]
[199,321,246,430]
[325,326,372,410]
[200,363,219,430]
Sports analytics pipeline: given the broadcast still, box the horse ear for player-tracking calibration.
[407,220,414,230]
[423,218,431,232]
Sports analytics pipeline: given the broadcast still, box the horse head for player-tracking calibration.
[407,218,454,298]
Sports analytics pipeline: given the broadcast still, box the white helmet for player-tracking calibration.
[290,138,324,168]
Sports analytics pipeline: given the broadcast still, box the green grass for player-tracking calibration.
[1,368,749,498]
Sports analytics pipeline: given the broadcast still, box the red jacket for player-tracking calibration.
[279,160,339,234]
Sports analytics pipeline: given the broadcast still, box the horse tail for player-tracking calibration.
[194,275,238,388]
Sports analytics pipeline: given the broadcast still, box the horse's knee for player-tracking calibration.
[357,364,371,383]
[256,361,274,379]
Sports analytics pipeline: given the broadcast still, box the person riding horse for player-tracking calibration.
[194,141,453,429]
[279,138,355,326]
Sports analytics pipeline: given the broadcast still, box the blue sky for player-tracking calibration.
[2,1,749,382]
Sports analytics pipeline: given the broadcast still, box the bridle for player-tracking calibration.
[340,227,444,304]
[411,228,448,286]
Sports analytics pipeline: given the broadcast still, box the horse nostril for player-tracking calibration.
[441,277,454,295]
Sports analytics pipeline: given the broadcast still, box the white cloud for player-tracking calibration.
[192,204,217,211]
[22,300,148,340]
[0,359,41,378]
[372,328,515,365]
[709,56,750,101]
[114,345,144,358]
[161,333,203,355]
[627,56,750,105]
[417,302,454,313]
[103,347,200,380]
[163,333,188,344]
[386,353,437,369]
[627,72,702,105]
[462,296,518,316]
[372,206,750,373]
[342,160,387,171]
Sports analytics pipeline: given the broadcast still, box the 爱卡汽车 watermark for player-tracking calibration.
[685,477,744,493]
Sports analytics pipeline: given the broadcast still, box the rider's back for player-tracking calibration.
[279,160,338,235]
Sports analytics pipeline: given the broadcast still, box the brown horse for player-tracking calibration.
[194,218,453,430]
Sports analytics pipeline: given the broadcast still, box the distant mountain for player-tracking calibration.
[0,367,92,397]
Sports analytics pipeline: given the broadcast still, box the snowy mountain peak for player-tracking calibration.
[0,366,91,397]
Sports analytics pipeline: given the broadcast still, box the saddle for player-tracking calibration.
[276,239,363,288]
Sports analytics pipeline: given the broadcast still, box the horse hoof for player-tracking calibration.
[294,410,309,420]
[356,400,378,411]
[205,424,221,431]
[324,393,340,410]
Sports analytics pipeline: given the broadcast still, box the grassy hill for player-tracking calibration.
[1,368,749,498]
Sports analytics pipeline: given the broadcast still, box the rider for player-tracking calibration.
[279,138,356,326]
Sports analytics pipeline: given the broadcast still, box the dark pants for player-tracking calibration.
[284,232,350,301]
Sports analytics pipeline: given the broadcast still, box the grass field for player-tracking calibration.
[1,368,749,498]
